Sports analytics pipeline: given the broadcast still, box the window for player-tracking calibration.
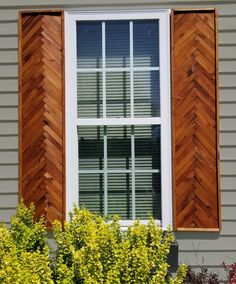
[65,10,172,227]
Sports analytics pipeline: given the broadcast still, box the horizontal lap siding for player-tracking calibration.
[0,8,19,226]
[218,15,236,266]
[0,1,235,280]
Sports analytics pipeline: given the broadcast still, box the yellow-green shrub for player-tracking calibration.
[53,206,187,284]
[0,203,187,283]
[0,203,53,284]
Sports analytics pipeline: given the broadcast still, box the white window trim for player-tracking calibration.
[65,9,172,228]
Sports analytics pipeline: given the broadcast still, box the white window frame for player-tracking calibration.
[65,9,172,228]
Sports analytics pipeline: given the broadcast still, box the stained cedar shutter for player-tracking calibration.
[172,9,221,231]
[18,11,65,227]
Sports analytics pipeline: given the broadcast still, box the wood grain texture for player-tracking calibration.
[172,10,221,231]
[18,11,65,227]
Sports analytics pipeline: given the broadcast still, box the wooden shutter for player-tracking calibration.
[172,9,221,231]
[18,11,65,227]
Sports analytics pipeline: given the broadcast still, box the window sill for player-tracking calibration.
[117,219,162,230]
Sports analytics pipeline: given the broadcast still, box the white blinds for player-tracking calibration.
[77,20,161,220]
[134,70,160,117]
[78,124,161,220]
[77,72,102,118]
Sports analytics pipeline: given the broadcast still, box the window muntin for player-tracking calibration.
[65,10,172,227]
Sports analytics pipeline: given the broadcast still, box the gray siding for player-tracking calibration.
[0,0,235,281]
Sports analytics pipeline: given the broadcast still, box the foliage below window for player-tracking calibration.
[0,203,187,284]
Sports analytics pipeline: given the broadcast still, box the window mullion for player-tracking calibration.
[102,22,108,216]
[102,21,106,119]
[104,126,108,215]
[131,125,135,220]
[130,21,134,119]
[130,22,135,220]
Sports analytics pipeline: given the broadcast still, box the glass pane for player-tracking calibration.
[135,173,161,219]
[78,126,103,170]
[134,70,160,117]
[77,72,102,118]
[106,72,130,117]
[106,21,130,68]
[77,22,102,68]
[133,20,159,67]
[107,126,131,170]
[135,125,160,170]
[108,173,132,219]
[79,173,104,214]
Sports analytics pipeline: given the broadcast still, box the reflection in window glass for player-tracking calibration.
[133,20,159,67]
[108,173,132,219]
[79,173,104,214]
[134,71,160,117]
[78,126,104,170]
[77,22,102,68]
[106,72,130,118]
[135,125,160,170]
[106,21,130,68]
[77,72,102,118]
[107,126,131,170]
[135,173,161,220]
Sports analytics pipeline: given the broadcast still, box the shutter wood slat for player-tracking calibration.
[18,11,65,228]
[172,9,221,231]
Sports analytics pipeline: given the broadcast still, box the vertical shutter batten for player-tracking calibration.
[172,9,221,231]
[18,11,65,227]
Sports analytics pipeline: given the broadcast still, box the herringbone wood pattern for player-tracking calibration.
[172,11,220,230]
[19,12,65,227]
